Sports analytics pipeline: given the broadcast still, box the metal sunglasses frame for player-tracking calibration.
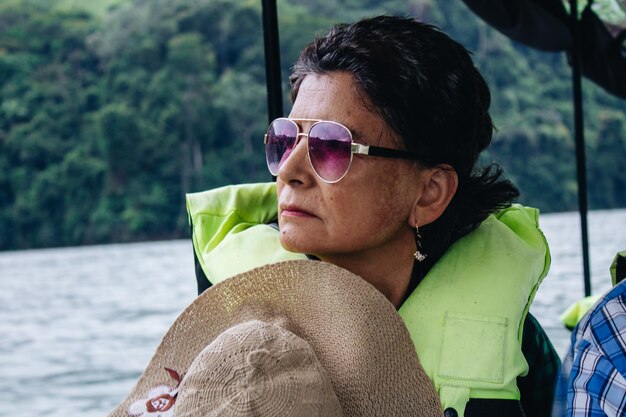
[264,117,424,183]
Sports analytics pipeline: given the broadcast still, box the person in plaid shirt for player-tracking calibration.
[553,251,626,417]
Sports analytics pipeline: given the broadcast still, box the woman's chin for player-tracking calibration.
[278,230,319,256]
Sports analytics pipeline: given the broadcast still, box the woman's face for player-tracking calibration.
[276,72,427,261]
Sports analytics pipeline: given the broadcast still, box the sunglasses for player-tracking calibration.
[264,118,424,183]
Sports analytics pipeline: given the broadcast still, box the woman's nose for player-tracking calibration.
[277,135,312,184]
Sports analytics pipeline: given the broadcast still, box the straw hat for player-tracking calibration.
[109,260,442,417]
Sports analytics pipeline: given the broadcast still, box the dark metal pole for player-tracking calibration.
[569,0,592,296]
[262,0,284,123]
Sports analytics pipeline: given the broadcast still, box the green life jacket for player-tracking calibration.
[186,182,551,415]
[398,206,550,412]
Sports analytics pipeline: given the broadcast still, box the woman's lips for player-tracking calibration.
[280,205,316,218]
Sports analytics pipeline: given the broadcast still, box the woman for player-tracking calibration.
[187,15,557,416]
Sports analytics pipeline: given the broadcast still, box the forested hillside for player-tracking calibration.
[1,0,624,250]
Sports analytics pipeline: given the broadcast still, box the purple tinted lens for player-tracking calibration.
[308,122,352,182]
[266,119,298,175]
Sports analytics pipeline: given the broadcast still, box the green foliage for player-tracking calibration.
[0,0,624,250]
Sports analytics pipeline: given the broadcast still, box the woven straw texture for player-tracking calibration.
[175,320,344,416]
[109,260,442,417]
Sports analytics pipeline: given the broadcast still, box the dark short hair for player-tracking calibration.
[290,15,519,268]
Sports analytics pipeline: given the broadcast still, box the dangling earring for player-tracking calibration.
[413,225,427,262]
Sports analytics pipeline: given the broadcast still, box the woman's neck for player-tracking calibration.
[316,233,416,308]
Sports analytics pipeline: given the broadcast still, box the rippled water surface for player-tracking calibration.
[1,209,625,416]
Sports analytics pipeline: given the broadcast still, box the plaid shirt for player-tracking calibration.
[553,280,626,417]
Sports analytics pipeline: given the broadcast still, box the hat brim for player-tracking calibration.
[109,260,442,417]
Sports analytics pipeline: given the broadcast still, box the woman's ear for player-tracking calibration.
[410,166,458,227]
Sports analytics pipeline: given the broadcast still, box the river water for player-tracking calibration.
[1,208,625,417]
